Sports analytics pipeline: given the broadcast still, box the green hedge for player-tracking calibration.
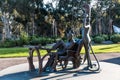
[1,34,120,48]
[93,34,109,43]
[0,36,56,48]
[101,34,109,41]
[30,37,55,45]
[110,34,120,43]
[93,36,105,43]
[0,40,16,48]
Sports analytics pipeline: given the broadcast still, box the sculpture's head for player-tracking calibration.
[67,32,73,41]
[82,3,90,14]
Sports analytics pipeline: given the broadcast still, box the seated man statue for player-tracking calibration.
[44,32,79,72]
[52,31,76,56]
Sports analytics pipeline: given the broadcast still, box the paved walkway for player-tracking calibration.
[0,53,120,71]
[0,61,120,80]
[0,53,120,80]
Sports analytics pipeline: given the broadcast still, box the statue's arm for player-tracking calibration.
[66,40,75,50]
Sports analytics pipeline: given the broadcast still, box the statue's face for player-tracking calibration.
[67,33,72,40]
[83,4,90,14]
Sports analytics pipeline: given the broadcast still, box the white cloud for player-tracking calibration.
[43,0,52,4]
[90,0,98,7]
[43,0,58,8]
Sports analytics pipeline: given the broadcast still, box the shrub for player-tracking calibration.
[0,36,58,47]
[94,36,105,43]
[29,37,55,46]
[19,36,30,45]
[20,31,30,45]
[110,34,120,43]
[29,38,41,45]
[0,40,16,48]
[3,41,12,48]
[0,42,4,48]
[40,37,47,45]
[39,37,55,45]
[8,40,16,47]
[15,39,24,46]
[100,34,109,41]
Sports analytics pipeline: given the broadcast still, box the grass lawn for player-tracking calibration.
[0,44,120,58]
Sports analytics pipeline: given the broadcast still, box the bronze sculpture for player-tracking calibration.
[27,3,100,75]
[82,3,100,71]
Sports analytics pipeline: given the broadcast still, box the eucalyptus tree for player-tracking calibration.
[49,0,91,37]
[0,0,45,40]
[56,0,119,36]
[90,0,116,35]
[110,0,120,25]
[0,0,119,40]
[11,0,43,36]
[105,0,116,34]
[0,0,14,41]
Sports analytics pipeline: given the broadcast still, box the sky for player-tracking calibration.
[90,0,98,7]
[43,0,98,8]
[43,0,58,8]
[43,0,52,4]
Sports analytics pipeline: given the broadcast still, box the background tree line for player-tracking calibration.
[0,0,120,42]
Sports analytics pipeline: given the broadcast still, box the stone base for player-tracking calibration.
[0,61,120,80]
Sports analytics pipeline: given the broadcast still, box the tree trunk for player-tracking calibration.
[1,13,11,41]
[95,17,98,35]
[32,19,35,36]
[31,14,35,36]
[108,18,113,34]
[98,18,102,35]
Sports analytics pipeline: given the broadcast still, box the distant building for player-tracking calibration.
[113,25,120,34]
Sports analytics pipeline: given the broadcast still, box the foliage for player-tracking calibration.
[93,34,109,43]
[93,36,105,43]
[110,34,120,43]
[0,40,16,48]
[100,34,109,41]
[30,37,55,46]
[15,39,24,47]
[1,0,120,40]
[20,31,29,45]
[29,38,42,45]
[0,36,56,47]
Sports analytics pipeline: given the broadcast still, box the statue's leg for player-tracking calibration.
[52,40,66,49]
[51,53,58,71]
[84,42,93,68]
[27,48,35,71]
[36,47,42,74]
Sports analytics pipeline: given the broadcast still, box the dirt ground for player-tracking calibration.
[0,53,120,71]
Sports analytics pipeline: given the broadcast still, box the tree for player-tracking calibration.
[91,0,116,35]
[1,0,120,41]
[0,0,14,41]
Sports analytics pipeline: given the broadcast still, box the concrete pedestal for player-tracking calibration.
[0,61,120,80]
